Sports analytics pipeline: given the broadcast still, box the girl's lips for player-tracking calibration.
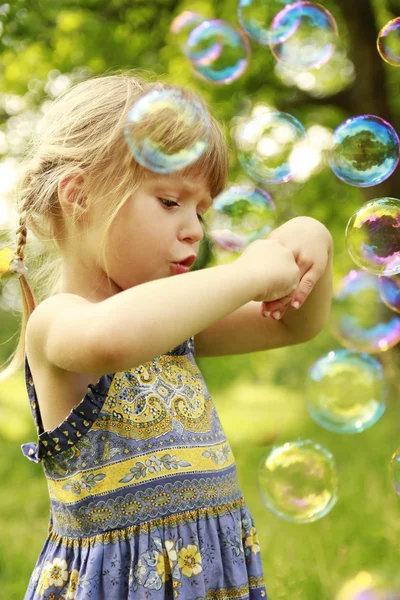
[172,263,190,274]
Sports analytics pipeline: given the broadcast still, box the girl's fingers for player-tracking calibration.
[261,297,293,320]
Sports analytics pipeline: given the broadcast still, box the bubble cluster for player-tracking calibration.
[306,350,386,434]
[235,111,307,183]
[345,197,400,276]
[257,439,339,523]
[206,184,276,254]
[329,115,400,187]
[238,0,298,46]
[186,20,251,84]
[270,1,339,71]
[379,275,400,313]
[124,89,210,173]
[330,270,400,353]
[377,17,400,67]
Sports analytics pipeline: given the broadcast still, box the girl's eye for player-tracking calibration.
[159,198,205,224]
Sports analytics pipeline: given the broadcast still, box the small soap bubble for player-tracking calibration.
[329,115,400,187]
[124,89,211,173]
[306,350,386,434]
[186,19,251,85]
[170,11,205,51]
[377,17,400,67]
[330,270,400,353]
[378,275,400,314]
[270,1,339,71]
[336,570,400,600]
[238,0,298,46]
[345,198,400,276]
[257,439,339,523]
[206,184,276,258]
[390,448,400,496]
[234,111,307,184]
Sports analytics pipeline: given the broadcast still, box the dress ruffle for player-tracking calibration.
[24,502,267,600]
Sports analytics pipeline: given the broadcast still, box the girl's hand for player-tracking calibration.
[260,217,333,320]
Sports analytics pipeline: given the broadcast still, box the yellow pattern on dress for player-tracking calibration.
[92,354,214,440]
[47,440,235,503]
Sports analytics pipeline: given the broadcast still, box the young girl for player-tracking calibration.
[1,70,333,600]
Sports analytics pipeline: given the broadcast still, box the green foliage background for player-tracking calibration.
[0,0,400,598]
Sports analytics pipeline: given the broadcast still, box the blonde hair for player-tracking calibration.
[0,68,228,381]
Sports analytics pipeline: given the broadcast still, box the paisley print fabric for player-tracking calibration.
[21,336,268,599]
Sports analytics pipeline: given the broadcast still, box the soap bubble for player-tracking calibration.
[238,0,298,46]
[390,449,400,496]
[206,184,276,256]
[257,439,339,523]
[186,19,251,85]
[377,17,400,67]
[234,111,307,183]
[329,115,400,187]
[124,89,211,173]
[345,198,400,276]
[306,350,386,434]
[379,275,400,313]
[336,571,400,600]
[270,1,339,70]
[170,11,205,51]
[330,270,400,353]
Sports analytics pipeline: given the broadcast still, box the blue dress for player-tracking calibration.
[21,335,268,600]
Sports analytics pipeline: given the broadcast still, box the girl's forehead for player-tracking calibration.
[145,173,212,198]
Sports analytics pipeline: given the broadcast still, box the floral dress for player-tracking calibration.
[21,336,268,600]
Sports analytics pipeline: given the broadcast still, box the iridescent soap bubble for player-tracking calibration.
[345,198,400,276]
[330,270,400,353]
[379,275,400,313]
[257,439,339,523]
[170,11,205,51]
[390,448,400,496]
[238,0,298,46]
[124,89,211,173]
[270,1,339,70]
[206,184,276,257]
[377,17,400,67]
[306,350,386,434]
[336,571,400,600]
[186,19,251,85]
[329,115,400,187]
[235,111,307,183]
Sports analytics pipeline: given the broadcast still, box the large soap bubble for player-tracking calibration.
[234,111,307,183]
[306,350,386,434]
[270,1,339,70]
[206,184,277,256]
[379,275,400,314]
[345,198,400,276]
[186,19,251,85]
[124,89,211,173]
[238,0,298,46]
[257,439,339,523]
[377,17,400,67]
[330,270,400,353]
[329,115,400,187]
[336,571,400,600]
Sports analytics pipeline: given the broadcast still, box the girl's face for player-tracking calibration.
[105,172,213,291]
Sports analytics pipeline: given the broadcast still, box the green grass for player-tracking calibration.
[1,338,400,599]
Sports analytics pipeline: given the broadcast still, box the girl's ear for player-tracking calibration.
[58,170,88,217]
